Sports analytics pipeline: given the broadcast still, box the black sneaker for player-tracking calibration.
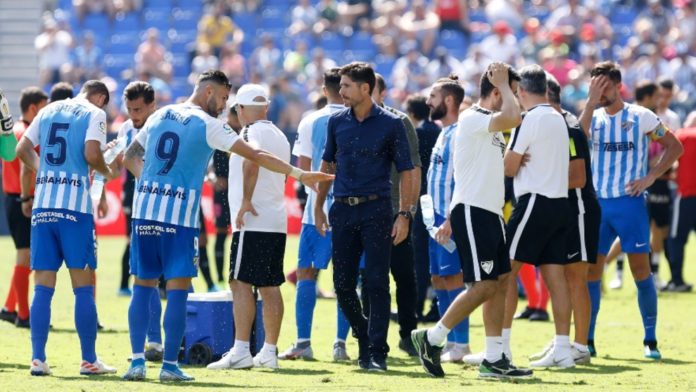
[15,317,29,329]
[588,340,597,357]
[389,310,399,323]
[368,357,387,372]
[0,309,17,324]
[358,358,370,370]
[358,337,369,368]
[411,329,444,378]
[399,337,418,357]
[514,307,535,320]
[529,309,550,322]
[479,355,533,379]
[419,305,440,323]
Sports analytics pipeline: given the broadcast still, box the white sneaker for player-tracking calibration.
[571,346,591,365]
[609,276,623,290]
[30,359,51,376]
[529,349,575,369]
[207,350,253,370]
[653,274,665,290]
[529,339,554,361]
[462,351,484,366]
[80,358,118,375]
[253,352,279,369]
[441,344,471,363]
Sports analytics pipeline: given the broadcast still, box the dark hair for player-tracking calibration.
[546,73,561,105]
[124,81,155,104]
[635,81,658,102]
[435,74,465,107]
[80,80,110,106]
[518,65,547,96]
[49,82,74,102]
[197,70,231,88]
[590,61,622,83]
[479,64,521,99]
[339,62,376,94]
[375,73,386,94]
[19,86,48,114]
[323,67,342,95]
[229,104,238,116]
[405,94,429,121]
[315,95,328,110]
[658,77,674,91]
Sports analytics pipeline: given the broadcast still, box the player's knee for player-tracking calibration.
[296,267,317,281]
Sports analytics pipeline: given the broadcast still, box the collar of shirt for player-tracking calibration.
[347,103,381,122]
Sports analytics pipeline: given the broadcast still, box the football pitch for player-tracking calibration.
[0,234,695,391]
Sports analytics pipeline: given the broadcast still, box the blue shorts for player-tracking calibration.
[130,219,199,280]
[429,213,463,276]
[598,195,650,255]
[297,224,332,269]
[30,208,97,271]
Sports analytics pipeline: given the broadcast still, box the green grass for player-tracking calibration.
[0,234,695,391]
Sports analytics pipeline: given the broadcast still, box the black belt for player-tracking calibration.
[334,194,380,206]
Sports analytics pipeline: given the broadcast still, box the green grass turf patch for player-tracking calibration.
[0,235,695,391]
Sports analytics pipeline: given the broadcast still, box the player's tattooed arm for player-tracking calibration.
[123,140,145,179]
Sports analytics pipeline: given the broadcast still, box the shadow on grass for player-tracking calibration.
[385,357,419,367]
[54,375,258,388]
[349,368,433,378]
[274,368,333,376]
[540,363,641,375]
[48,327,126,335]
[602,356,693,366]
[0,362,30,370]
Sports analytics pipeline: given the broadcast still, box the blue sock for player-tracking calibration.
[435,289,454,342]
[448,287,469,344]
[163,290,188,363]
[129,285,154,355]
[30,285,54,362]
[588,280,601,341]
[74,286,98,363]
[162,362,180,371]
[296,280,317,341]
[635,276,658,342]
[148,287,162,344]
[336,301,350,341]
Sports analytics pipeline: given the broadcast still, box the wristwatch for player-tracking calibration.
[397,210,412,220]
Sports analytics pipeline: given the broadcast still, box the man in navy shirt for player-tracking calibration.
[315,62,414,372]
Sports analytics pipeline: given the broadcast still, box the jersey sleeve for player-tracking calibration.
[206,118,240,152]
[569,127,588,161]
[507,114,535,154]
[85,109,107,145]
[639,110,665,140]
[322,116,337,163]
[23,110,42,146]
[292,114,314,158]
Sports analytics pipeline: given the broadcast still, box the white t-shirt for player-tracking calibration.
[507,104,569,199]
[450,105,507,216]
[657,107,681,132]
[229,120,290,233]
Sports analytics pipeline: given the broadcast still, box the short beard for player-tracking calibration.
[430,103,447,120]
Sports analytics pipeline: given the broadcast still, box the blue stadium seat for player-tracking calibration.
[524,5,551,23]
[168,29,197,51]
[171,53,191,77]
[58,0,71,10]
[109,31,140,53]
[348,32,376,53]
[374,56,396,79]
[172,8,201,30]
[469,10,488,24]
[143,7,170,31]
[114,12,142,32]
[233,11,258,36]
[258,7,287,35]
[610,6,638,26]
[83,13,110,33]
[177,0,204,9]
[170,77,192,100]
[319,32,345,52]
[439,30,468,58]
[103,54,133,76]
[145,0,172,7]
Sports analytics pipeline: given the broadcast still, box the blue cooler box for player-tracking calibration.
[182,291,264,366]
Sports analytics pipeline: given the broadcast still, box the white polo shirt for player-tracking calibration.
[450,105,507,216]
[507,104,569,199]
[229,120,290,233]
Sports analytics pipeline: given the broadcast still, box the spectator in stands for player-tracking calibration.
[543,49,577,87]
[392,41,430,101]
[672,0,696,48]
[637,0,675,39]
[137,70,171,106]
[434,0,468,33]
[669,44,696,103]
[72,31,103,83]
[425,47,461,85]
[632,44,671,83]
[220,43,247,87]
[305,48,337,90]
[73,0,115,21]
[372,1,404,42]
[250,34,283,78]
[459,45,486,92]
[289,0,319,35]
[546,0,586,41]
[189,43,220,86]
[35,19,73,86]
[480,20,520,65]
[337,0,373,33]
[485,0,524,31]
[399,0,440,55]
[134,28,172,82]
[314,0,340,34]
[657,78,683,131]
[197,2,244,58]
[582,3,614,47]
[519,18,547,65]
[283,41,310,77]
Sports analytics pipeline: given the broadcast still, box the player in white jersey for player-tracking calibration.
[121,71,332,382]
[15,80,119,376]
[412,63,532,379]
[423,75,471,362]
[278,69,352,362]
[579,62,683,359]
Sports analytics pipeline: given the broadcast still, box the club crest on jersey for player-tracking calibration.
[223,124,233,134]
[480,260,494,274]
[98,121,106,134]
[620,120,634,132]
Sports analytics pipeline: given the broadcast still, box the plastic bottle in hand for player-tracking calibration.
[420,194,456,253]
[90,136,128,201]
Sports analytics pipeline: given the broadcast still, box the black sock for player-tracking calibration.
[120,246,130,289]
[199,246,214,289]
[214,232,227,282]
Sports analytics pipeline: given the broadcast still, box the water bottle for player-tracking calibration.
[90,136,128,201]
[420,194,457,253]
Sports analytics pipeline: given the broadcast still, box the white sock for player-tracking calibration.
[484,336,503,362]
[454,343,469,350]
[427,321,450,347]
[261,343,277,356]
[573,342,588,352]
[231,340,250,356]
[163,360,177,366]
[132,353,145,361]
[651,252,661,267]
[297,338,310,344]
[334,338,346,344]
[554,335,571,357]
